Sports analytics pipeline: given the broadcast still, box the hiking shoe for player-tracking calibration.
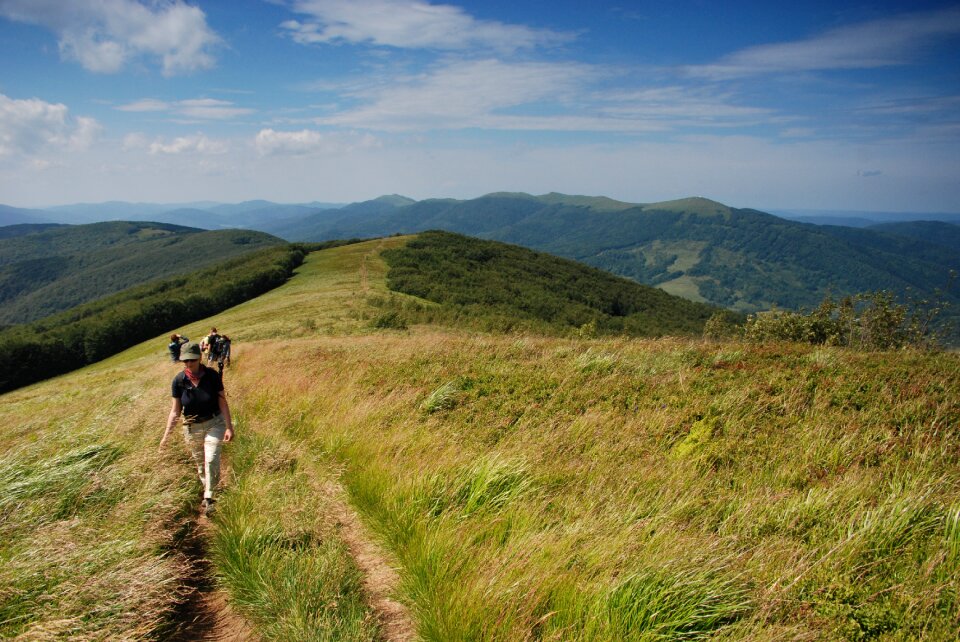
[201,498,216,516]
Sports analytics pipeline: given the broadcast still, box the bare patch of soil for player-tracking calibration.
[323,482,419,642]
[167,515,259,642]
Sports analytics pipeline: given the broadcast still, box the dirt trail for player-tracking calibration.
[169,516,259,642]
[168,484,416,641]
[323,482,419,642]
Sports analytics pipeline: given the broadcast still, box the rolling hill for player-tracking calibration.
[0,221,285,324]
[1,237,957,640]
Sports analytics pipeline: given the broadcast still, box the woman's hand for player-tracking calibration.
[224,426,234,442]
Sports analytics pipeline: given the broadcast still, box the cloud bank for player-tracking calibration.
[0,93,101,158]
[0,0,221,75]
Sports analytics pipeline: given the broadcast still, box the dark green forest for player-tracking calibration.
[0,222,284,324]
[381,231,726,336]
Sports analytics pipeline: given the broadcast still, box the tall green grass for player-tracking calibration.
[0,362,202,640]
[222,325,959,640]
[209,421,381,641]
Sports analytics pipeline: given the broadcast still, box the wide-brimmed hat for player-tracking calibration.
[179,342,202,361]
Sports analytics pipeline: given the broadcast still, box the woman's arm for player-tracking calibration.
[159,398,182,451]
[219,391,234,442]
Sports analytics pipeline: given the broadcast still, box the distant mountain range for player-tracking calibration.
[240,193,960,318]
[3,197,958,230]
[2,194,958,337]
[0,222,284,324]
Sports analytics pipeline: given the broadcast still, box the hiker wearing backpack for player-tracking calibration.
[168,334,189,363]
[159,341,234,515]
[202,327,221,366]
[215,335,231,377]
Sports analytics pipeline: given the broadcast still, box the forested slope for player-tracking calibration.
[0,221,285,324]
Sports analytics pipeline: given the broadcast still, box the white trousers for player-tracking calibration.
[182,415,226,499]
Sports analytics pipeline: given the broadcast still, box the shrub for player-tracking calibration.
[744,290,950,351]
[371,311,408,330]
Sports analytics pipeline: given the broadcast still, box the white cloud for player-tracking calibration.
[0,93,101,157]
[686,7,960,79]
[254,128,380,155]
[280,0,571,52]
[149,134,228,155]
[116,97,254,120]
[0,0,221,75]
[122,132,149,150]
[69,116,103,150]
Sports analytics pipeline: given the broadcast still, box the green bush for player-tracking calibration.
[744,290,950,350]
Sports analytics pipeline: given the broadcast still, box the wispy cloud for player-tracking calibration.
[0,93,101,157]
[686,7,960,79]
[148,134,228,155]
[254,128,380,155]
[312,59,777,133]
[316,58,594,131]
[0,0,221,75]
[594,86,772,124]
[116,98,253,120]
[280,0,572,52]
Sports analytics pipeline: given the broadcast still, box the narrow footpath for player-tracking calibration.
[169,492,418,641]
[168,517,259,642]
[323,482,419,642]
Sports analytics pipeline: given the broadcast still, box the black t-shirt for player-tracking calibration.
[171,367,224,422]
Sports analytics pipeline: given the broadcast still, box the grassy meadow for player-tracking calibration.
[2,237,959,640]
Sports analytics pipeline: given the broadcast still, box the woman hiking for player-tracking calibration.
[158,341,234,515]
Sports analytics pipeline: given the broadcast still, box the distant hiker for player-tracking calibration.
[168,334,189,362]
[159,341,234,515]
[215,335,231,377]
[201,327,221,366]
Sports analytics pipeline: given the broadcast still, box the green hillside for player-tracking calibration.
[273,194,959,335]
[865,220,960,253]
[0,223,68,239]
[1,236,958,640]
[382,230,724,336]
[0,221,285,324]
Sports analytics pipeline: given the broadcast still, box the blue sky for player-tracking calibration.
[0,0,958,212]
